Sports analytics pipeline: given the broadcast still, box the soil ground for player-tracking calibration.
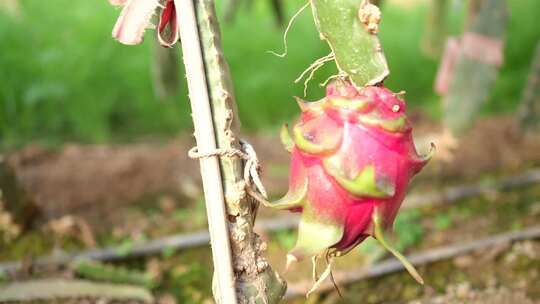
[1,115,540,303]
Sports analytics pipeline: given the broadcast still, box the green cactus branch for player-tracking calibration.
[178,0,286,303]
[443,0,508,135]
[310,0,389,87]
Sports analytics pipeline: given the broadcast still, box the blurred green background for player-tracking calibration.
[0,0,539,147]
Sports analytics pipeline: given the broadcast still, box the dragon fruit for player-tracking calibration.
[272,80,433,288]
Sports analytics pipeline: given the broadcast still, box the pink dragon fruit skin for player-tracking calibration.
[274,80,432,265]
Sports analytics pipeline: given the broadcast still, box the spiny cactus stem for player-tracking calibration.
[443,0,508,135]
[177,0,286,303]
[310,0,389,87]
[175,1,237,303]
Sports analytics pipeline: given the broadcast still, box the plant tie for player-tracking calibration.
[188,140,269,204]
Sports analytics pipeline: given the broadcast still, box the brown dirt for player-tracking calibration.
[5,138,200,225]
[417,116,540,181]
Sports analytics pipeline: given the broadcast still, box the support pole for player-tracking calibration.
[175,1,237,303]
[176,0,286,303]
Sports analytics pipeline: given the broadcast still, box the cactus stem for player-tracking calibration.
[310,0,389,87]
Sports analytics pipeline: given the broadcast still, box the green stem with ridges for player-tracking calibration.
[443,0,508,135]
[310,0,389,87]
[466,0,485,30]
[195,1,286,303]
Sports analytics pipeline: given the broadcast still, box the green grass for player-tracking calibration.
[0,0,539,148]
[0,1,191,146]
